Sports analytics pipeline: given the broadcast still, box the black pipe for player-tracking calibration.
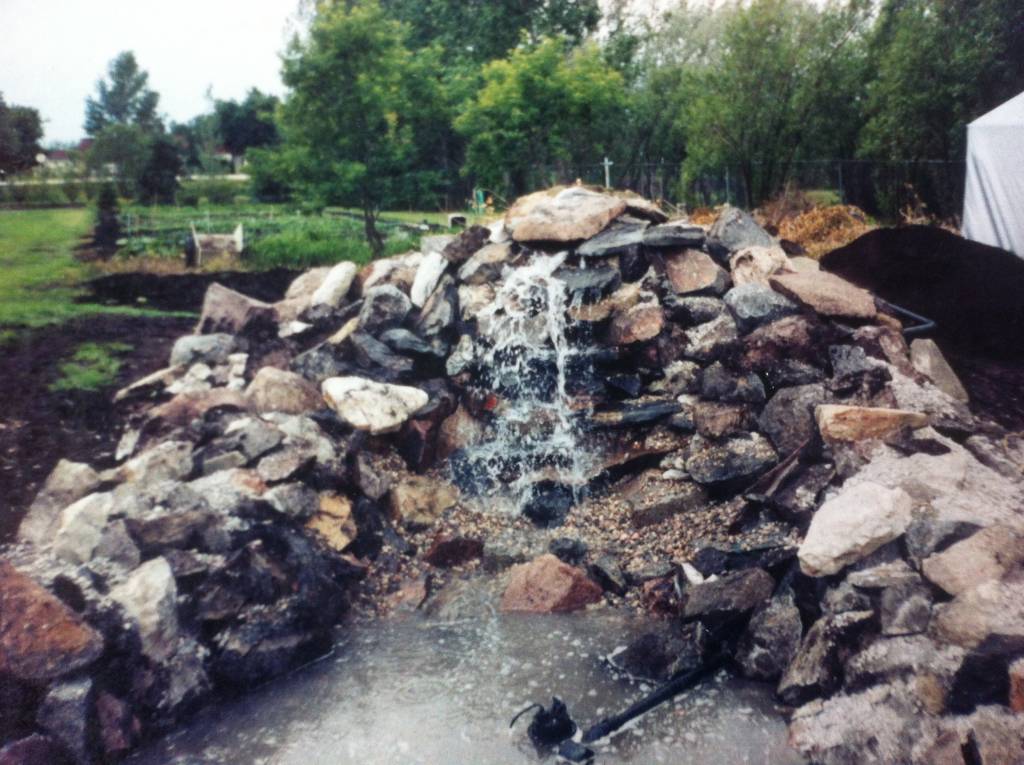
[875,298,937,337]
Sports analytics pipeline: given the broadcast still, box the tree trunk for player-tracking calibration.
[363,208,384,259]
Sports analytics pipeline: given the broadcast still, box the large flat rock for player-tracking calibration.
[506,187,627,243]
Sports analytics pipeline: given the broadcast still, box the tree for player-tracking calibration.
[137,135,183,204]
[85,52,162,136]
[86,124,152,198]
[0,95,43,175]
[214,89,280,168]
[279,0,445,254]
[455,37,627,196]
[93,182,120,251]
[170,113,220,172]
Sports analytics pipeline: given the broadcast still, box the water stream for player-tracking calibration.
[128,612,803,765]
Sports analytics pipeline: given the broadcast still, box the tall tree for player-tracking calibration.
[214,89,281,168]
[279,0,445,254]
[0,95,43,175]
[84,52,162,136]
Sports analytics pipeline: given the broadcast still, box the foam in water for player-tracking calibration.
[459,252,594,512]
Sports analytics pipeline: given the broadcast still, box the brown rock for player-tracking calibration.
[389,475,458,530]
[729,246,791,286]
[933,576,1024,651]
[506,187,627,243]
[0,562,104,683]
[915,729,966,765]
[609,304,664,345]
[740,315,829,371]
[500,554,604,613]
[437,405,488,461]
[305,493,357,552]
[641,575,683,615]
[770,271,877,320]
[196,282,277,336]
[967,707,1024,765]
[245,366,322,414]
[815,404,928,443]
[442,225,491,264]
[423,535,484,568]
[922,525,1024,596]
[148,388,250,430]
[693,401,754,438]
[1009,657,1024,713]
[664,250,729,295]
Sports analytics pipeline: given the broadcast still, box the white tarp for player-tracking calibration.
[962,90,1024,256]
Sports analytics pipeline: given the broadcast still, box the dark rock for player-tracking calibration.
[577,222,647,257]
[682,314,739,362]
[699,362,766,404]
[587,399,681,429]
[686,433,778,487]
[690,539,797,577]
[693,401,755,438]
[724,283,798,333]
[557,265,622,303]
[442,225,491,264]
[904,513,982,568]
[768,461,835,526]
[706,206,775,259]
[423,535,484,568]
[380,328,439,357]
[777,609,875,706]
[880,582,933,636]
[358,285,412,333]
[549,537,588,565]
[95,692,139,760]
[682,568,775,628]
[588,555,628,596]
[196,282,278,338]
[36,678,93,764]
[349,331,415,377]
[641,574,684,616]
[828,344,890,397]
[416,275,458,339]
[758,383,829,455]
[0,735,73,765]
[619,249,650,282]
[643,221,706,249]
[290,344,359,384]
[667,295,727,325]
[611,625,706,681]
[522,482,575,528]
[737,587,803,681]
[605,374,643,398]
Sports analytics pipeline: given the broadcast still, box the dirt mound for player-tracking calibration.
[85,268,300,313]
[822,225,1024,358]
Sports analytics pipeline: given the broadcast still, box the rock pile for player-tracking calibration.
[2,184,1023,763]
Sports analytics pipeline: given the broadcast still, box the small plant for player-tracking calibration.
[50,342,133,392]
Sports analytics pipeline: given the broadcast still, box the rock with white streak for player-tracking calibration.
[322,376,428,434]
[310,261,358,308]
[410,251,449,307]
[109,557,181,663]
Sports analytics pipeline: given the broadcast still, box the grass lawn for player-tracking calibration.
[0,208,188,331]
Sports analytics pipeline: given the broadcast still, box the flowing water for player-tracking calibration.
[128,611,803,765]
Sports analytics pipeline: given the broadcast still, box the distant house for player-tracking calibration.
[39,139,93,174]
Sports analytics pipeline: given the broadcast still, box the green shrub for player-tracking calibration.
[50,342,133,392]
[178,178,249,206]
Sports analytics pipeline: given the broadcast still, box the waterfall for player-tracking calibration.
[456,253,595,515]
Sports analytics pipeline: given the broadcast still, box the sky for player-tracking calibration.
[0,0,303,145]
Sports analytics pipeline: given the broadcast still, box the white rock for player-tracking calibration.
[109,558,180,663]
[321,377,428,435]
[410,251,449,307]
[310,261,358,307]
[798,481,913,576]
[53,492,115,564]
[19,460,102,546]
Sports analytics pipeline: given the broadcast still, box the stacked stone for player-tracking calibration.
[2,184,1023,763]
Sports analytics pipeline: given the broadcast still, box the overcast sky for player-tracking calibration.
[0,0,303,145]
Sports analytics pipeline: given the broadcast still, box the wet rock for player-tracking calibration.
[682,313,738,362]
[416,275,458,339]
[693,401,755,438]
[305,493,357,552]
[611,626,705,681]
[932,575,1024,651]
[522,481,575,528]
[588,555,628,596]
[0,561,104,683]
[724,282,798,333]
[322,376,428,434]
[196,283,277,337]
[699,362,766,404]
[549,537,588,565]
[729,246,792,286]
[349,331,415,377]
[423,535,484,568]
[650,360,701,396]
[587,399,681,428]
[682,567,774,626]
[558,264,621,303]
[909,338,968,402]
[604,373,643,398]
[19,460,103,546]
[758,383,829,455]
[777,609,874,705]
[500,554,604,613]
[410,251,448,308]
[578,222,647,257]
[608,303,664,345]
[737,587,803,681]
[441,225,491,264]
[380,328,438,358]
[706,206,775,258]
[922,525,1024,597]
[506,187,627,243]
[619,470,707,528]
[169,333,237,367]
[770,271,877,320]
[668,295,727,325]
[815,404,928,444]
[36,678,92,764]
[664,249,730,296]
[643,220,706,249]
[109,557,180,663]
[245,366,322,414]
[358,285,412,334]
[458,242,514,285]
[798,481,913,577]
[389,474,458,530]
[685,433,777,487]
[310,261,358,308]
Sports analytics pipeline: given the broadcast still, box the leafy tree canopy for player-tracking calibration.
[85,52,162,136]
[214,88,281,161]
[0,94,44,175]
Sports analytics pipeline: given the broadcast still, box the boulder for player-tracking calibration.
[724,282,799,333]
[263,483,320,522]
[358,285,412,334]
[932,575,1024,651]
[18,460,102,546]
[416,276,458,339]
[245,366,322,415]
[668,295,727,325]
[558,264,622,304]
[798,481,913,576]
[423,535,485,568]
[322,377,428,434]
[758,383,830,455]
[196,283,277,337]
[682,313,739,362]
[458,242,514,285]
[349,331,415,377]
[357,251,422,295]
[693,401,754,438]
[736,588,803,681]
[309,261,358,308]
[879,582,932,636]
[506,187,627,243]
[643,220,706,249]
[109,557,180,663]
[52,492,115,565]
[0,562,104,683]
[389,474,458,530]
[441,225,491,264]
[664,250,730,295]
[769,271,877,320]
[729,246,792,286]
[777,609,874,705]
[577,222,647,257]
[815,404,928,444]
[650,360,701,396]
[608,303,664,345]
[284,266,331,302]
[147,388,250,430]
[699,361,766,404]
[682,567,775,624]
[909,338,969,402]
[169,333,237,368]
[922,525,1024,597]
[706,206,775,257]
[500,554,604,613]
[410,251,448,307]
[686,433,777,486]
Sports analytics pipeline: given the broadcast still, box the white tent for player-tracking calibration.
[962,90,1024,256]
